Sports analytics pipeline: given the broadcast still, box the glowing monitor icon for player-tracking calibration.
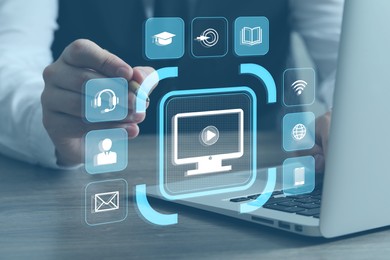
[172,109,244,176]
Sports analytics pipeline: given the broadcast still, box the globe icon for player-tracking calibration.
[292,124,307,141]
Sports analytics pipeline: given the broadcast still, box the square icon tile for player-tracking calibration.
[159,87,256,200]
[191,17,228,58]
[85,78,128,123]
[283,112,315,152]
[283,156,315,196]
[145,17,185,60]
[234,16,269,57]
[85,179,128,226]
[283,68,316,107]
[85,128,128,174]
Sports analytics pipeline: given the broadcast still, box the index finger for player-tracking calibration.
[61,39,133,79]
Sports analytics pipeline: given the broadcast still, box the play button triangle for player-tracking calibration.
[200,126,220,146]
[206,130,217,141]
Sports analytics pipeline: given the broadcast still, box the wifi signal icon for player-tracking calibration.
[291,80,308,96]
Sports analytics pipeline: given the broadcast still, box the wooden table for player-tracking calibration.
[1,135,390,259]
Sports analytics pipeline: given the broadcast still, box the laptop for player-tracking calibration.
[147,0,390,238]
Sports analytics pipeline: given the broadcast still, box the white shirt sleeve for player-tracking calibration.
[290,0,345,109]
[0,0,60,168]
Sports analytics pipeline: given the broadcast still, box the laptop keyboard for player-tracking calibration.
[229,188,322,218]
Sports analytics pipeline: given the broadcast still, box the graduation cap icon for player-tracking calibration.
[153,31,176,46]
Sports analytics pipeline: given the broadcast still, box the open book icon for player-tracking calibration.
[240,27,262,46]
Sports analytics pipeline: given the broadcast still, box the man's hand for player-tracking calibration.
[41,39,154,167]
[312,111,331,173]
[295,111,331,173]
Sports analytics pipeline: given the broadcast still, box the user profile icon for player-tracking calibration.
[85,128,128,174]
[85,78,128,123]
[94,138,117,166]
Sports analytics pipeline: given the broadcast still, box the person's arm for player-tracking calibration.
[0,0,59,167]
[290,0,344,110]
[42,39,153,167]
[0,0,154,168]
[290,0,344,171]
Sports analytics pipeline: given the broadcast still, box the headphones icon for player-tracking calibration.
[93,89,119,113]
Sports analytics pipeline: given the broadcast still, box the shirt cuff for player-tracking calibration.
[28,101,83,170]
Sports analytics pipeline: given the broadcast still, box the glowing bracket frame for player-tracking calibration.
[136,67,179,113]
[135,67,179,225]
[135,184,178,226]
[239,63,277,213]
[135,64,278,224]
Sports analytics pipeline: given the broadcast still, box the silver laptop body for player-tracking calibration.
[148,0,390,238]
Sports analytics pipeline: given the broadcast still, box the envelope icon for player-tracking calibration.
[93,191,120,213]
